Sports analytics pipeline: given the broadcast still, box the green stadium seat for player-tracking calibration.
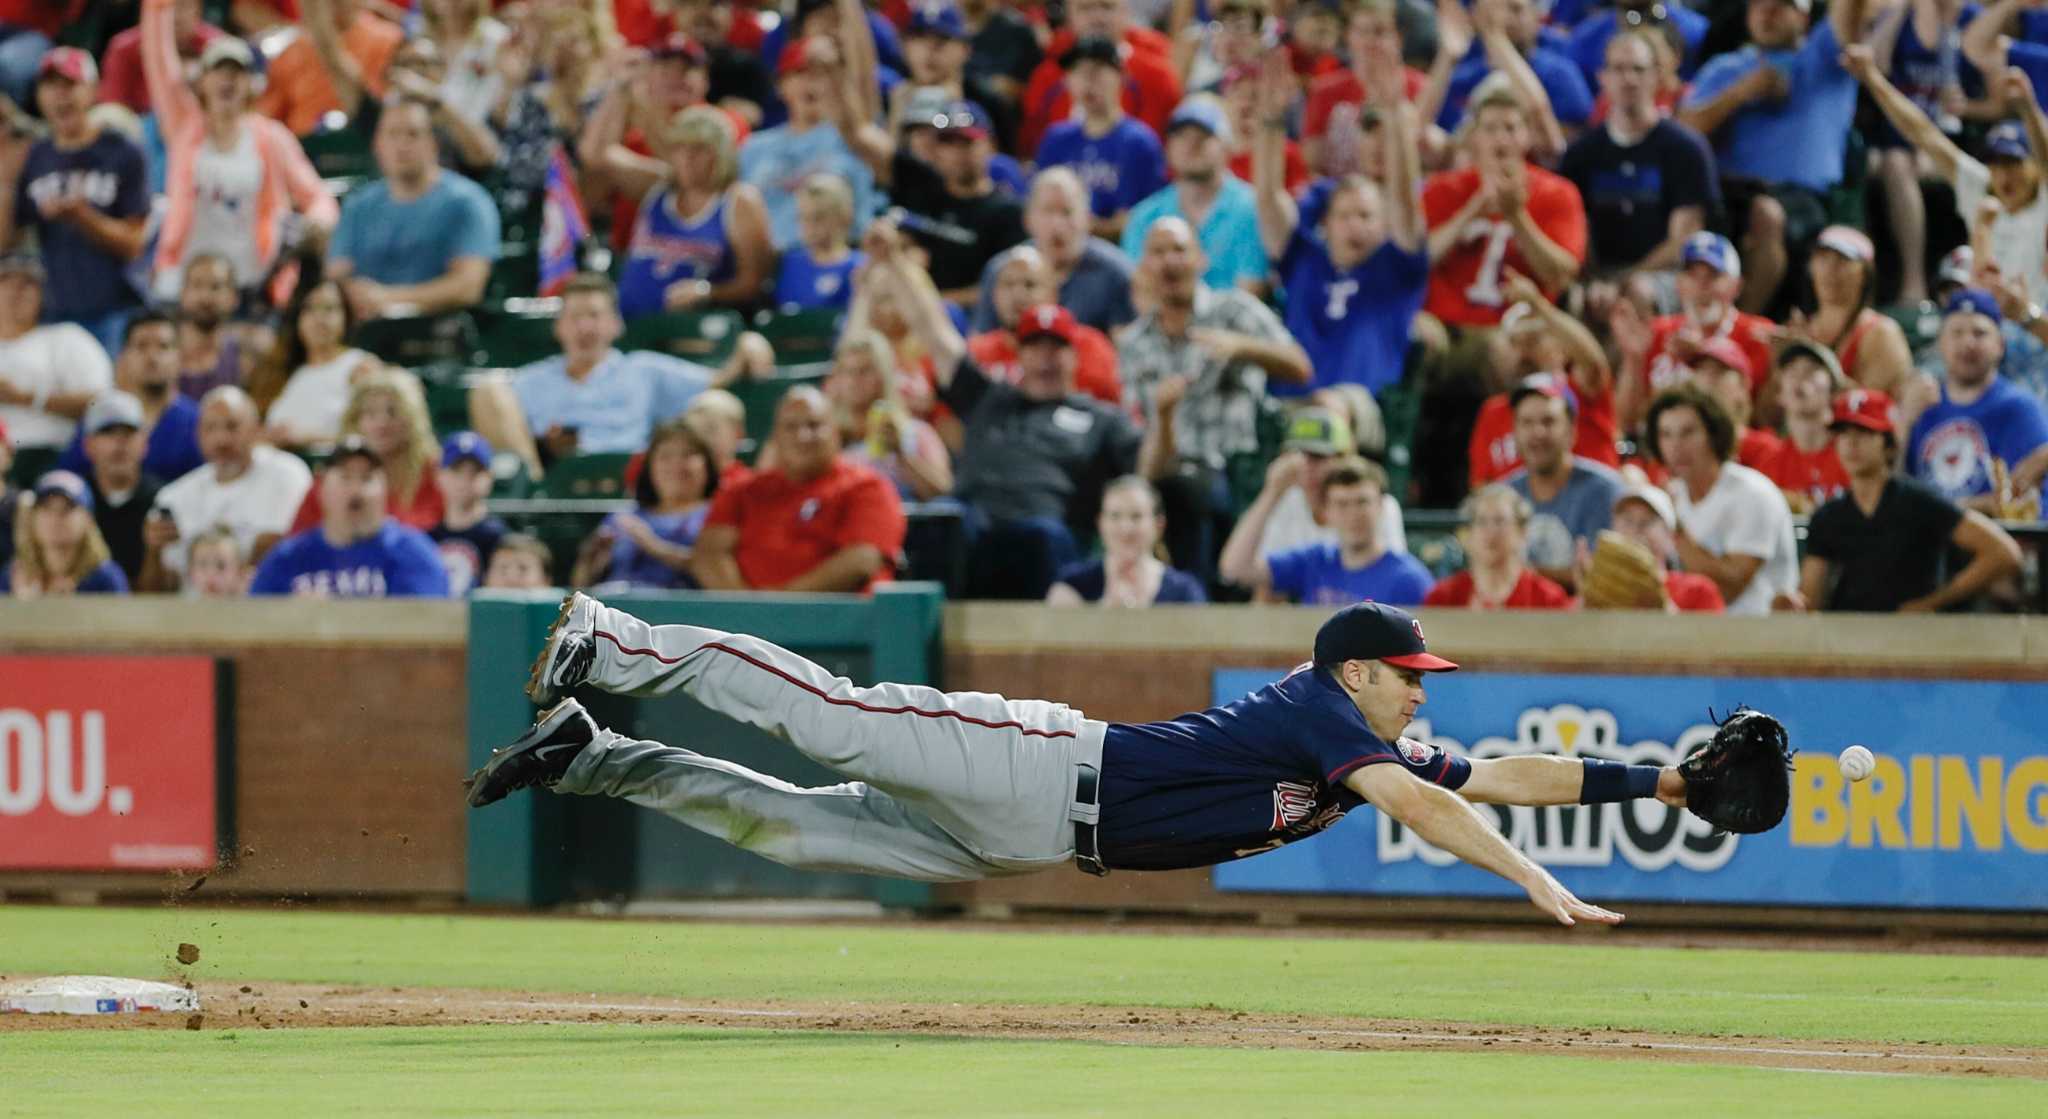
[413,361,478,435]
[299,127,378,182]
[486,248,540,304]
[621,310,745,367]
[751,308,845,370]
[352,312,483,368]
[477,301,562,368]
[732,371,827,461]
[536,453,637,500]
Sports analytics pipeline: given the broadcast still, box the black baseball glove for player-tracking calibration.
[1678,707,1793,834]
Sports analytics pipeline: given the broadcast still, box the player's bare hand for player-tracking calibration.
[1523,870,1624,927]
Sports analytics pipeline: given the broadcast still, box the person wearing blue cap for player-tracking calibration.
[1119,94,1265,292]
[430,431,509,596]
[1905,288,2048,512]
[3,470,129,596]
[476,593,1707,926]
[1034,36,1167,241]
[1612,230,1778,436]
[1846,40,2048,311]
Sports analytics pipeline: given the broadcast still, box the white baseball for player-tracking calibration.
[1838,745,1875,782]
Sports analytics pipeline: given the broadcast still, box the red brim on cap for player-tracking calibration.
[1383,653,1459,672]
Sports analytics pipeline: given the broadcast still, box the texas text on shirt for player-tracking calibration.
[1096,663,1471,871]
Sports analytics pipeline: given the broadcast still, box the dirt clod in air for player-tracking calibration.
[175,943,201,965]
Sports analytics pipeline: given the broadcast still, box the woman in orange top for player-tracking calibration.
[140,0,337,304]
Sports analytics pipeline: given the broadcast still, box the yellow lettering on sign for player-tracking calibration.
[2007,758,2048,853]
[1848,755,1908,849]
[1791,754,1847,846]
[1909,754,1935,848]
[1938,756,2004,852]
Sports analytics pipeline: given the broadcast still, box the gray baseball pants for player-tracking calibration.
[552,602,1106,882]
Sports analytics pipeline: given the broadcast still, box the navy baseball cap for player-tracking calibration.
[1314,603,1458,672]
[1985,121,2030,162]
[907,3,967,39]
[933,100,989,141]
[1945,287,2003,326]
[32,469,93,512]
[1680,232,1741,278]
[441,430,494,469]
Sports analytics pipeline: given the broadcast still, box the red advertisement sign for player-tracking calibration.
[0,656,223,871]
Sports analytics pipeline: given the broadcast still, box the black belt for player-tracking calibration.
[1073,762,1106,877]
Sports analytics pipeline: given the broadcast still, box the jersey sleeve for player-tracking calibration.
[1318,720,1472,790]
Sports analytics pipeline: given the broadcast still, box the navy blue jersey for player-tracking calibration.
[1097,664,1470,871]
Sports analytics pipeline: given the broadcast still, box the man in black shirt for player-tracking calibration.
[1557,28,1717,278]
[882,101,1027,302]
[1801,388,2020,613]
[862,217,1160,598]
[960,0,1042,110]
[78,391,163,586]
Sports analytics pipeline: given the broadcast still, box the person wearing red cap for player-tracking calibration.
[1754,340,1850,513]
[966,246,1123,406]
[481,594,1676,926]
[1687,333,1783,471]
[1800,387,2021,613]
[0,44,149,355]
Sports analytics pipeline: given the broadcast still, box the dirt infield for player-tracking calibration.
[4,980,2043,1080]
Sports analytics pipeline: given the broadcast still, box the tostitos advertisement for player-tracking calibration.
[1210,670,2048,910]
[0,656,227,872]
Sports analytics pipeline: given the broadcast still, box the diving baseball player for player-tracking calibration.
[467,596,1790,925]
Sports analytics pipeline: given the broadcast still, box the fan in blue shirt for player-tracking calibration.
[1227,457,1432,605]
[1906,290,2048,506]
[250,440,450,599]
[1034,37,1167,229]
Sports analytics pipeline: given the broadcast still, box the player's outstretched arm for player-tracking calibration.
[1459,755,1687,807]
[1345,764,1624,926]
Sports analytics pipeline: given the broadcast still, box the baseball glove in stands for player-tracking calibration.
[1580,530,1667,610]
[1679,707,1794,833]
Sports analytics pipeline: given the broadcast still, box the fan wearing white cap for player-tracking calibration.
[1607,480,1726,612]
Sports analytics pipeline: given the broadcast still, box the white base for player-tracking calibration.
[0,976,202,1015]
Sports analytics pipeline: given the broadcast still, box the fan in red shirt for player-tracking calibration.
[967,248,1123,408]
[1302,0,1431,179]
[1689,336,1782,472]
[690,387,908,593]
[1016,0,1182,156]
[1424,484,1573,609]
[1467,286,1619,488]
[1754,340,1851,513]
[1420,74,1586,329]
[1604,481,1725,613]
[1611,232,1775,435]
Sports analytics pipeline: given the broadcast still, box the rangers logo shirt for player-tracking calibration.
[1094,664,1471,871]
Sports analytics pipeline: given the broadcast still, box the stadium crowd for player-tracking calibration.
[1,0,2044,613]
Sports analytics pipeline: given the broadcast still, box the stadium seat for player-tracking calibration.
[412,361,479,434]
[478,300,563,368]
[751,308,845,371]
[901,502,968,598]
[621,310,745,367]
[486,250,541,304]
[352,312,483,368]
[299,127,378,183]
[536,453,637,500]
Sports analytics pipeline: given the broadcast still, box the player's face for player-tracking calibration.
[555,292,625,359]
[1938,312,2003,385]
[438,459,493,506]
[1097,485,1162,561]
[1510,395,1572,475]
[296,283,349,354]
[1655,405,1714,475]
[772,392,840,479]
[1326,481,1381,549]
[1348,660,1426,741]
[1776,358,1832,420]
[1611,499,1672,559]
[485,547,550,589]
[1832,426,1889,478]
[647,434,710,505]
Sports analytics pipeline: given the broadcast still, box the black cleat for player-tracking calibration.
[526,592,598,706]
[464,700,597,807]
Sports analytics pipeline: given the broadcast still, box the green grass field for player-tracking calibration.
[3,906,2044,1116]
